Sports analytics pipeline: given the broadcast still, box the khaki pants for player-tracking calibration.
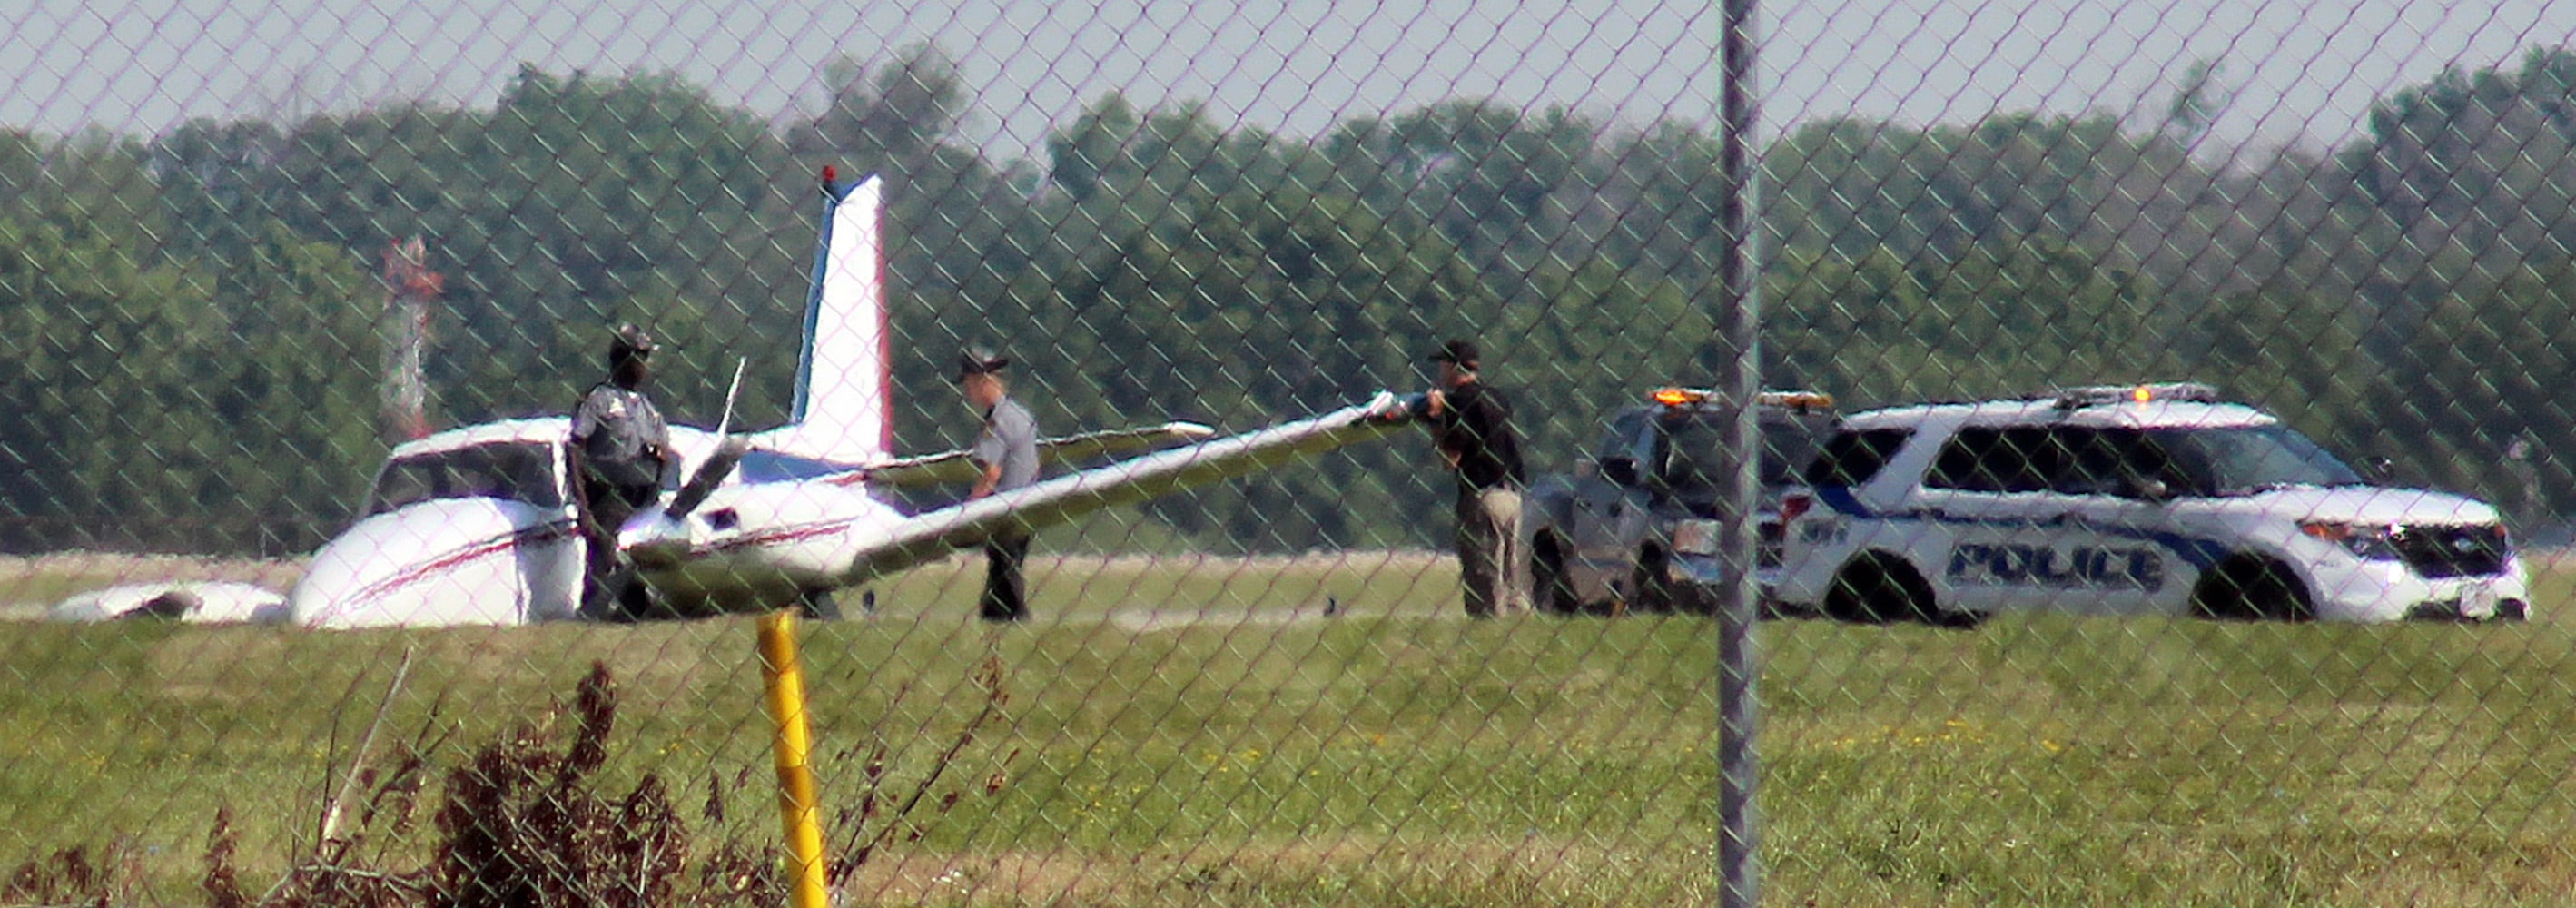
[1454,487,1528,617]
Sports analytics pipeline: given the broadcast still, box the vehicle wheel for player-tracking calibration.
[1532,536,1580,616]
[798,588,844,620]
[2190,558,2314,622]
[1823,555,1953,625]
[1629,547,1677,615]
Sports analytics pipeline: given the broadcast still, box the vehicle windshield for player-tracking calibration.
[1663,414,1827,493]
[2148,424,2363,496]
[367,442,564,515]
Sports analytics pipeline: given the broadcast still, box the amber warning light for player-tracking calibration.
[1649,388,1836,410]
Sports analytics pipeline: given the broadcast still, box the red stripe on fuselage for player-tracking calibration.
[697,519,854,557]
[349,521,577,605]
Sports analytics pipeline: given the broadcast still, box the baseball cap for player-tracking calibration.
[956,346,1011,379]
[1427,339,1480,367]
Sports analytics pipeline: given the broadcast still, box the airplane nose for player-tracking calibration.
[620,515,691,569]
[625,538,688,569]
[627,540,686,569]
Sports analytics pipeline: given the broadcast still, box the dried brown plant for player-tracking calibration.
[190,660,793,908]
[5,842,135,908]
[825,654,1019,885]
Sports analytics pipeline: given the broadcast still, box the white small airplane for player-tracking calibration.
[280,173,1413,628]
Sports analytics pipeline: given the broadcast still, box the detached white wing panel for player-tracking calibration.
[830,394,1410,586]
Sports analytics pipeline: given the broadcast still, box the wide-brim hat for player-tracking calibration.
[610,323,656,360]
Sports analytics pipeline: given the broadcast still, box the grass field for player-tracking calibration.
[5,551,2576,905]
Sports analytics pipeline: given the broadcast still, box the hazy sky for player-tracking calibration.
[6,0,2576,160]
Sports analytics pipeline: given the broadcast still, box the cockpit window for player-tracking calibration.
[367,443,564,515]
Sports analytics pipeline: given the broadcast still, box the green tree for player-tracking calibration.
[0,205,226,543]
[2374,264,2576,515]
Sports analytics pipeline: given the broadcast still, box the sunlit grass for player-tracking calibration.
[3,554,2573,905]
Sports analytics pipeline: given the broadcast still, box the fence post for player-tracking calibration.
[758,610,832,908]
[1713,0,1765,903]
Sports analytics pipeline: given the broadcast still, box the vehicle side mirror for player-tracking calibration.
[1601,457,1642,487]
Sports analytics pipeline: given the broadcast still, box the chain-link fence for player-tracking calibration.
[8,1,2576,905]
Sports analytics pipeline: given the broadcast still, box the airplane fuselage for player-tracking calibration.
[285,419,788,627]
[291,497,584,627]
[621,473,917,614]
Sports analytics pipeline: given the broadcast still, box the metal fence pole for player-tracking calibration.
[1713,0,1764,903]
[756,611,832,908]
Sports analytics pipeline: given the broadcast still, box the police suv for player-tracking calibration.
[1773,383,2530,624]
[1525,389,1839,614]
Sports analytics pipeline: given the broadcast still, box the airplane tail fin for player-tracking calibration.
[782,170,894,463]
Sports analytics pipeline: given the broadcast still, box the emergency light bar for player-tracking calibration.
[2048,382,2222,410]
[1648,388,1837,410]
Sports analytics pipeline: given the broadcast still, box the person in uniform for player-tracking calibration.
[957,347,1041,622]
[568,324,678,620]
[1424,338,1529,617]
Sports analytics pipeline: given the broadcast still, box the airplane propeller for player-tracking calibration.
[665,439,746,520]
[667,358,751,521]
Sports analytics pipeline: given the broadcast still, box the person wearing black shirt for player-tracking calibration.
[568,324,678,620]
[1425,339,1528,617]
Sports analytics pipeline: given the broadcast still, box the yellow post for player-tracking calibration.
[757,610,831,908]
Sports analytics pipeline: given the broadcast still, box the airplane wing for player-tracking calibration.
[829,392,1416,586]
[864,421,1219,487]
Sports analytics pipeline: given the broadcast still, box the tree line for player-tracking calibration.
[6,44,2576,555]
